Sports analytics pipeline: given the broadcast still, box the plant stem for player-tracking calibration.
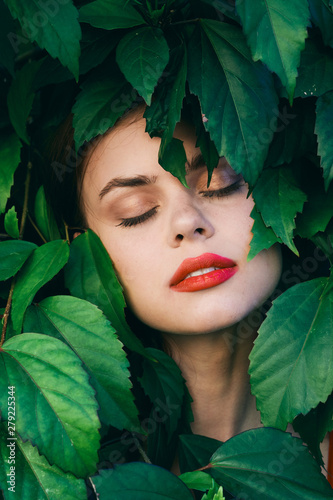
[28,214,47,244]
[19,161,32,240]
[131,434,152,464]
[0,279,15,347]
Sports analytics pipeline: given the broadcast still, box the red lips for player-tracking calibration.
[170,253,238,292]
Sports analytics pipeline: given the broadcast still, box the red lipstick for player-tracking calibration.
[170,253,238,292]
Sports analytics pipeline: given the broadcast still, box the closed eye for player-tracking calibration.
[199,180,244,198]
[116,206,159,228]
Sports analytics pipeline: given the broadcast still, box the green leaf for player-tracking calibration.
[11,240,69,334]
[309,0,333,48]
[116,27,169,105]
[178,434,223,474]
[7,60,42,144]
[296,180,333,238]
[187,20,278,185]
[34,186,61,241]
[93,462,193,499]
[236,0,310,100]
[0,133,21,214]
[79,0,146,30]
[293,394,333,465]
[0,422,86,500]
[159,137,188,187]
[0,240,37,281]
[294,38,333,98]
[139,348,186,439]
[37,295,140,431]
[202,482,226,500]
[316,90,333,190]
[72,66,136,150]
[4,0,81,79]
[248,206,282,261]
[249,278,333,429]
[64,230,147,357]
[252,166,307,254]
[4,206,19,239]
[0,333,100,477]
[208,428,333,499]
[179,471,214,492]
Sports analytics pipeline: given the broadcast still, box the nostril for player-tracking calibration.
[196,228,204,234]
[176,234,184,241]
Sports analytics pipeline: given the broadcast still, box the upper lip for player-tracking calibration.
[170,253,237,287]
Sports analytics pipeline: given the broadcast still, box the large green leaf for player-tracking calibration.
[294,38,333,98]
[4,0,81,79]
[93,462,193,499]
[252,166,307,253]
[79,0,146,30]
[316,90,333,190]
[34,186,61,241]
[64,230,147,356]
[296,181,333,238]
[0,133,21,214]
[7,60,41,144]
[0,333,100,477]
[309,0,333,48]
[11,240,69,334]
[187,20,278,185]
[72,66,136,149]
[178,434,223,474]
[37,295,140,431]
[236,0,309,100]
[139,348,186,439]
[208,428,333,499]
[0,422,86,500]
[248,206,282,261]
[0,240,37,281]
[249,278,333,429]
[116,27,169,105]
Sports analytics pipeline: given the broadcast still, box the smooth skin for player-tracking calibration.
[80,114,283,448]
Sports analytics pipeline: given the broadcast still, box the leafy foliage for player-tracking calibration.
[1,0,333,498]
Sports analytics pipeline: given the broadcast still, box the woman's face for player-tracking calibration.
[81,116,282,334]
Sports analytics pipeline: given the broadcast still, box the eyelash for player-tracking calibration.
[116,180,243,228]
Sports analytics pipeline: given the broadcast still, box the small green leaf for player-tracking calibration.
[37,295,140,431]
[65,230,147,357]
[0,240,37,281]
[249,278,333,429]
[309,0,333,48]
[296,181,333,238]
[159,137,188,187]
[248,207,282,261]
[0,333,100,477]
[209,428,333,499]
[116,27,169,105]
[34,186,61,241]
[11,240,69,334]
[252,166,307,254]
[202,482,226,500]
[4,206,19,239]
[7,60,42,144]
[236,0,310,100]
[139,348,186,439]
[178,434,223,474]
[72,66,136,150]
[188,21,278,185]
[79,0,146,30]
[0,133,21,214]
[179,471,214,492]
[0,422,86,500]
[316,90,333,190]
[93,462,193,499]
[4,0,81,79]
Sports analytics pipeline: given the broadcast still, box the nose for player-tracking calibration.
[167,192,215,248]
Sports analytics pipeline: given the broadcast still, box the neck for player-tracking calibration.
[163,319,262,443]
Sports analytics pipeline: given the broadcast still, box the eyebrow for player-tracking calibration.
[99,174,157,199]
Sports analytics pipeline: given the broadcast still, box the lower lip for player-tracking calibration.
[171,266,238,292]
